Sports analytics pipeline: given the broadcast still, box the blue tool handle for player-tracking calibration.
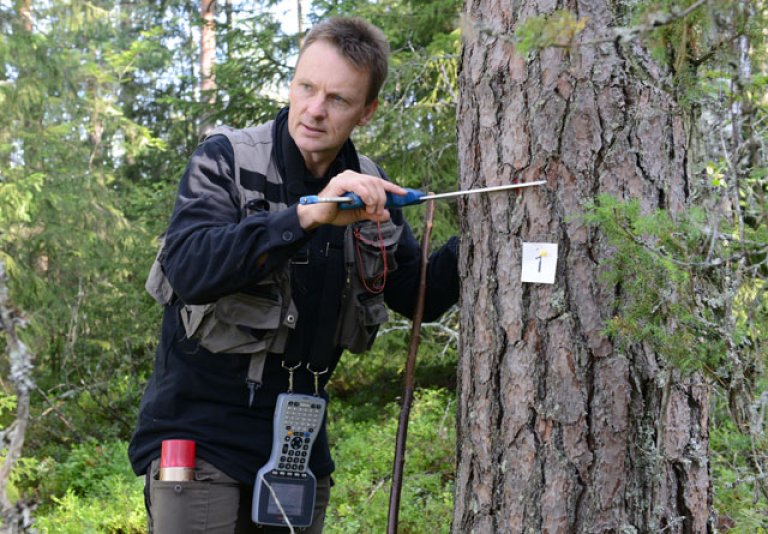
[339,188,426,210]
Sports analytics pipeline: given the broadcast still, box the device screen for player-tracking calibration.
[266,482,305,517]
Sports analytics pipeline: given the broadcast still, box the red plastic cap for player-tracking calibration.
[160,439,196,468]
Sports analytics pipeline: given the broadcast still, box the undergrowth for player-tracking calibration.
[28,320,459,532]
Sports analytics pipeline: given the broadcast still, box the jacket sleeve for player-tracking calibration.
[383,209,460,323]
[161,135,311,304]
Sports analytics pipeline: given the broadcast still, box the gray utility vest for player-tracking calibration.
[145,122,399,387]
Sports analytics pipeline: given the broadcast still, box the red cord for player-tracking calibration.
[353,221,388,293]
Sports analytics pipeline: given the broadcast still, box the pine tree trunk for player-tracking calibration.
[17,0,39,170]
[453,1,711,532]
[17,0,31,31]
[199,0,216,136]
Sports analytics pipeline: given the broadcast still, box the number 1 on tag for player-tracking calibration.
[521,243,558,284]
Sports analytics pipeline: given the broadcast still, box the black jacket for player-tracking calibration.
[128,112,459,484]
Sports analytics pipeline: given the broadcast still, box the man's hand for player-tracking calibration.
[297,170,407,230]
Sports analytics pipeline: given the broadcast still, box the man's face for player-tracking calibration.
[288,40,378,175]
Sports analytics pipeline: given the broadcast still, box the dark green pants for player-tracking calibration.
[144,458,331,533]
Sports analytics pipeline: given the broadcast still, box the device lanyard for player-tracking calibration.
[281,227,342,396]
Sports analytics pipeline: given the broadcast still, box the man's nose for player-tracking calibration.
[306,94,327,117]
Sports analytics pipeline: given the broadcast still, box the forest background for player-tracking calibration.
[0,0,765,532]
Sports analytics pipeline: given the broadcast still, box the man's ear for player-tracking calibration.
[357,99,379,126]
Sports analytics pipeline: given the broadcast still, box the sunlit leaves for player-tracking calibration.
[0,172,44,224]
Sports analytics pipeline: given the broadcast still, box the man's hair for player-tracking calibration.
[300,17,389,105]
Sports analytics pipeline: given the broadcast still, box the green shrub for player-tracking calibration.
[25,315,459,533]
[711,386,768,530]
[325,388,455,533]
[34,478,145,534]
[31,440,145,533]
[26,385,456,533]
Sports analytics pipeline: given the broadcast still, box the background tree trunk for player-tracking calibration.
[199,0,216,136]
[17,0,31,31]
[453,1,711,532]
[0,262,34,534]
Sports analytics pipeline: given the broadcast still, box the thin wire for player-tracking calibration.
[259,472,296,534]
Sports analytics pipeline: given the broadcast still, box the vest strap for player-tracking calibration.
[246,352,267,406]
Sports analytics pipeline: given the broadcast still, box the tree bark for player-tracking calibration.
[16,0,31,32]
[200,0,216,136]
[453,1,711,532]
[297,0,305,47]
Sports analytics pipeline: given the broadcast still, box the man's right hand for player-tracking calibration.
[296,170,407,230]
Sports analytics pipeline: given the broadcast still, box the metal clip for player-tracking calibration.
[282,361,302,393]
[306,363,329,396]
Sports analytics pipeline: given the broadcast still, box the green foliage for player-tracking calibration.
[34,484,145,534]
[581,195,730,373]
[626,0,713,72]
[620,0,768,114]
[330,309,459,402]
[0,0,176,457]
[324,308,458,531]
[1,165,160,448]
[583,194,768,528]
[31,440,133,500]
[24,323,459,532]
[31,440,145,534]
[710,384,768,530]
[25,385,457,533]
[203,5,296,128]
[3,0,763,530]
[0,1,463,528]
[326,389,455,533]
[0,392,16,415]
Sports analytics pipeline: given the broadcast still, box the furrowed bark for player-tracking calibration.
[454,1,711,532]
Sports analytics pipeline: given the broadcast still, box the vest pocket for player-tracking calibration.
[180,291,295,355]
[359,293,388,325]
[215,292,282,330]
[350,220,402,292]
[335,292,388,353]
[334,220,402,353]
[180,304,214,339]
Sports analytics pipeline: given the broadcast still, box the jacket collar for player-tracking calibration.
[272,107,362,203]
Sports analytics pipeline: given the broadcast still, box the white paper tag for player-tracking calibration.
[521,242,558,284]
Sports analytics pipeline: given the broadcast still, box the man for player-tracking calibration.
[129,16,459,533]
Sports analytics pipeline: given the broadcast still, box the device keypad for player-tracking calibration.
[275,399,324,475]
